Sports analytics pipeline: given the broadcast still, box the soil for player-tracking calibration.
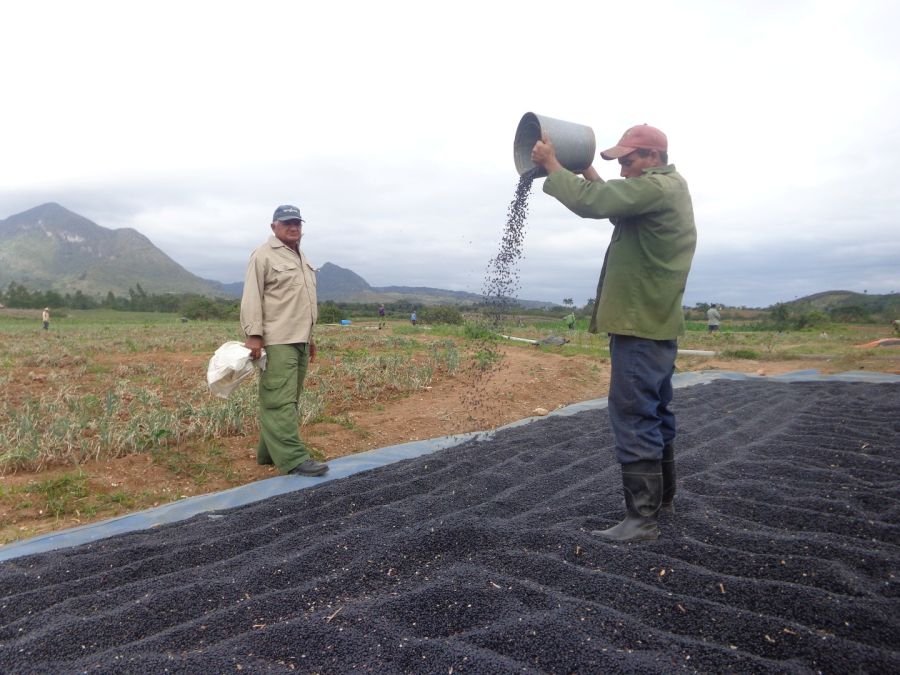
[1,336,896,544]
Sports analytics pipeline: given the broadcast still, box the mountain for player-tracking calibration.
[311,263,556,308]
[785,290,899,309]
[315,263,489,305]
[0,203,229,298]
[0,204,559,308]
[783,290,900,315]
[316,262,373,299]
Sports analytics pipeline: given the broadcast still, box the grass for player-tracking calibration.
[151,442,241,487]
[0,312,466,473]
[22,470,90,518]
[472,348,502,370]
[1,471,181,544]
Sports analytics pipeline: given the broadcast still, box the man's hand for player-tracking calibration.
[531,131,564,174]
[245,335,264,360]
[309,340,317,363]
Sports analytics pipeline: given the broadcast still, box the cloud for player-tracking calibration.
[1,1,899,307]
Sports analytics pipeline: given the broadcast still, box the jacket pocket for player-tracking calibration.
[271,262,302,287]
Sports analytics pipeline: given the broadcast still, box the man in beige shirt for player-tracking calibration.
[240,204,328,477]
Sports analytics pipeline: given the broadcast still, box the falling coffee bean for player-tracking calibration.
[482,167,538,324]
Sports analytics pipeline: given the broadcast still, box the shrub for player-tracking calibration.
[462,322,498,341]
[472,348,501,370]
[419,306,463,325]
[318,301,345,324]
[794,310,830,329]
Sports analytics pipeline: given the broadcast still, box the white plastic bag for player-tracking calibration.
[206,341,267,399]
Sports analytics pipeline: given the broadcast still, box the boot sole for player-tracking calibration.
[290,466,329,477]
[590,529,659,542]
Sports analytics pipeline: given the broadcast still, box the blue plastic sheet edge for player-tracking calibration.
[2,369,898,562]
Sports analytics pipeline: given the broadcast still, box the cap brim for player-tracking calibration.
[275,216,304,222]
[599,145,636,160]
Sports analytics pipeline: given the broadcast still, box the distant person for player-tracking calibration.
[707,304,721,333]
[410,311,417,326]
[240,204,328,477]
[532,123,696,542]
[892,319,900,336]
[42,307,50,331]
[564,311,576,331]
[378,304,386,329]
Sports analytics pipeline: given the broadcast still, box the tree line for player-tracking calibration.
[4,281,894,328]
[0,283,479,324]
[0,282,238,320]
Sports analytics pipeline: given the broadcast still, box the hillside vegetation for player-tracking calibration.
[0,203,228,298]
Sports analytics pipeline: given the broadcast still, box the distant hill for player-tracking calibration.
[216,281,245,297]
[0,204,559,308]
[316,262,373,299]
[315,263,483,305]
[778,290,900,321]
[306,262,557,308]
[0,203,230,298]
[784,290,899,313]
[225,262,556,307]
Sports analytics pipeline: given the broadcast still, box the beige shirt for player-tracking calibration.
[240,235,318,345]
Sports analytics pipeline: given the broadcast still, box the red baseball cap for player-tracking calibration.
[600,124,668,160]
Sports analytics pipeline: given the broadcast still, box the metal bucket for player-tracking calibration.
[513,112,596,177]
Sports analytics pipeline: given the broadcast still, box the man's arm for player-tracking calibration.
[581,165,603,182]
[544,168,667,220]
[240,253,267,360]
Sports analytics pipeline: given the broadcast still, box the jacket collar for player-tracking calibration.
[642,164,676,176]
[268,235,301,255]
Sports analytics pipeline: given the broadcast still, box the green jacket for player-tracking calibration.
[543,165,696,339]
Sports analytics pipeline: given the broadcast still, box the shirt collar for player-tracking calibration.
[268,235,300,254]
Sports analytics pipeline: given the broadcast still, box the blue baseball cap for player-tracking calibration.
[273,205,304,222]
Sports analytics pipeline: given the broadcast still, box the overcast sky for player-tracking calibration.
[2,0,898,307]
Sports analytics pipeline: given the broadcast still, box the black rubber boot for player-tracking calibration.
[593,460,663,542]
[660,443,676,514]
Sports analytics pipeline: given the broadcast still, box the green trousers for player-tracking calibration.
[256,343,311,473]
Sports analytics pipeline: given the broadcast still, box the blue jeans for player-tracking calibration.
[608,334,677,464]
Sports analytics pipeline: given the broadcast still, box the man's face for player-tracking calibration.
[618,150,660,178]
[272,218,303,246]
